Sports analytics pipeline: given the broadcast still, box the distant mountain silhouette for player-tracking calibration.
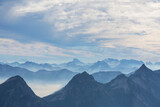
[45,64,160,107]
[88,61,111,73]
[3,58,152,74]
[0,76,49,107]
[66,58,84,66]
[18,61,54,71]
[60,58,88,72]
[92,71,121,83]
[7,62,20,67]
[112,59,144,73]
[34,69,77,82]
[0,64,34,79]
[0,64,77,82]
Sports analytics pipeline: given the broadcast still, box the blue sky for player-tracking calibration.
[0,0,160,63]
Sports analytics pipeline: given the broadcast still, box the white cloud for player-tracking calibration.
[0,38,93,58]
[0,78,63,97]
[28,82,62,97]
[0,0,160,62]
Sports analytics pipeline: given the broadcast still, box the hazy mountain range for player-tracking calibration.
[1,64,160,107]
[0,64,121,84]
[2,58,160,73]
[1,58,160,84]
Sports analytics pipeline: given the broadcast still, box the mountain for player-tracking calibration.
[44,72,106,107]
[154,69,160,73]
[103,58,120,67]
[45,64,160,107]
[88,61,111,73]
[112,59,144,73]
[92,71,121,83]
[18,61,55,71]
[66,58,84,66]
[0,64,77,83]
[60,59,87,72]
[0,64,34,79]
[34,69,78,82]
[0,76,49,107]
[7,62,20,67]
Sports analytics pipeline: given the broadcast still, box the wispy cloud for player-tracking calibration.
[0,38,93,58]
[0,0,160,62]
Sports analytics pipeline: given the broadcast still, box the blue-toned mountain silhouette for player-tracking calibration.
[0,64,77,82]
[0,76,49,107]
[44,64,160,107]
[1,64,160,107]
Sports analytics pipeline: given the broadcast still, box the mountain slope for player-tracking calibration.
[88,61,111,73]
[18,61,54,71]
[34,69,77,82]
[0,64,34,79]
[0,76,49,107]
[60,58,87,72]
[0,64,77,82]
[44,72,106,107]
[45,64,160,107]
[92,71,121,83]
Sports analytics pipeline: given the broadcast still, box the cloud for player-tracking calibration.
[0,38,93,58]
[0,77,63,97]
[0,0,160,62]
[28,82,62,97]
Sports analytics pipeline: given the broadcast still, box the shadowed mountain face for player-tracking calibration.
[44,72,106,107]
[0,76,49,107]
[45,64,160,107]
[1,64,160,107]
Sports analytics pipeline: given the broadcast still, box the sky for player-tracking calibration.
[0,0,160,63]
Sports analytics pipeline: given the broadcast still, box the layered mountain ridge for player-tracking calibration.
[1,64,160,107]
[45,64,160,107]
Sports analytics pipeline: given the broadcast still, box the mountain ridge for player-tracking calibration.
[45,64,160,107]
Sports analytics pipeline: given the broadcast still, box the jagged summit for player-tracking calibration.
[135,64,152,73]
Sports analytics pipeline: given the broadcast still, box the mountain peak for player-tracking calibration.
[136,64,152,72]
[65,58,84,66]
[110,74,127,83]
[66,71,95,86]
[72,58,83,64]
[25,61,33,63]
[1,75,36,96]
[140,64,147,68]
[0,76,48,107]
[5,75,25,84]
[73,71,93,81]
[131,64,153,77]
[73,58,80,62]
